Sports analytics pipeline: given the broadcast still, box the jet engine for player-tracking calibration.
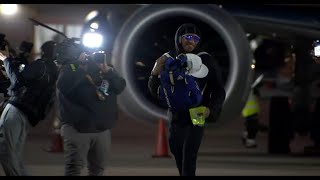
[84,4,253,125]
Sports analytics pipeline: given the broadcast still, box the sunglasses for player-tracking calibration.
[182,34,200,43]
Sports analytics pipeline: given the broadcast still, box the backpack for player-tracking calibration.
[158,53,203,113]
[15,60,58,125]
[32,61,58,122]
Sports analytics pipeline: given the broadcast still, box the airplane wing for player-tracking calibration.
[223,5,320,39]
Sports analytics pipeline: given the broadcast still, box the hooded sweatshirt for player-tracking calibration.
[57,61,126,133]
[148,23,226,125]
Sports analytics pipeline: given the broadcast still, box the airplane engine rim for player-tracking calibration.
[112,4,253,125]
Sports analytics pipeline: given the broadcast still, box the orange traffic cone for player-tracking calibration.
[45,133,64,153]
[152,119,170,158]
[44,118,64,153]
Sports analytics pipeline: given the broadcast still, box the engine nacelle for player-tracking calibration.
[111,4,253,125]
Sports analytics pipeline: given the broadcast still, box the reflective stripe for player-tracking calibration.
[169,71,175,85]
[242,92,259,117]
[70,64,76,71]
[163,87,172,109]
[201,83,207,95]
[197,52,210,56]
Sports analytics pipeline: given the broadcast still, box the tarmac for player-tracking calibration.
[1,111,320,176]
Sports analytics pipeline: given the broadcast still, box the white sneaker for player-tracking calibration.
[241,131,248,144]
[245,139,257,148]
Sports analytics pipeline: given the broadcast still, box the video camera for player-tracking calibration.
[28,18,108,65]
[55,37,84,64]
[88,51,107,64]
[55,37,107,65]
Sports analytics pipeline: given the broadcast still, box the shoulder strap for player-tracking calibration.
[85,74,106,101]
[197,52,211,57]
[162,52,175,85]
[164,52,173,59]
[37,61,47,81]
[201,83,207,95]
[196,52,211,95]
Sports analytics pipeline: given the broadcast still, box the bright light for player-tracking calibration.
[85,10,99,22]
[250,40,258,50]
[251,64,255,69]
[90,22,99,30]
[82,32,103,49]
[136,61,146,67]
[0,4,18,15]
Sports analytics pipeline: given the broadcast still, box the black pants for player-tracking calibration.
[268,97,292,154]
[292,106,311,136]
[168,123,204,176]
[311,98,320,146]
[245,114,259,139]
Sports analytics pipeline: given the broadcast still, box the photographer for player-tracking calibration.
[56,50,126,176]
[0,35,15,113]
[0,40,58,176]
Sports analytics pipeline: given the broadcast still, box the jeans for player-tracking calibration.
[61,124,111,176]
[168,123,204,176]
[0,104,31,176]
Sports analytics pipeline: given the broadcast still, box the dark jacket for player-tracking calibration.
[148,24,226,126]
[57,61,126,133]
[4,57,58,127]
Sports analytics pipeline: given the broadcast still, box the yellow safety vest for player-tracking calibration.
[241,91,260,117]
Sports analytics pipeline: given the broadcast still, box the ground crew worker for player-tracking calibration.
[241,74,263,148]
